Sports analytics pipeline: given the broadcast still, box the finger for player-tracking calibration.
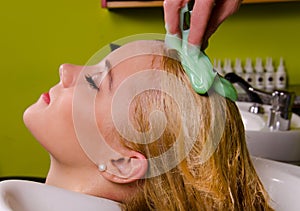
[202,0,242,46]
[163,0,187,35]
[188,0,215,46]
[201,40,209,51]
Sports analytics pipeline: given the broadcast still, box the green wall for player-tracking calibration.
[0,0,299,177]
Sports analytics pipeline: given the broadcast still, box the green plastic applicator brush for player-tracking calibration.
[165,2,237,101]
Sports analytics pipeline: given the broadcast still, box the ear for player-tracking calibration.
[101,151,148,184]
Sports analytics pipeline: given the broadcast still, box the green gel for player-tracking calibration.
[165,4,237,101]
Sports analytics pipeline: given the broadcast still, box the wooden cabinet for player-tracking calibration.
[102,0,299,9]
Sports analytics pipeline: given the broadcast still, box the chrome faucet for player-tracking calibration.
[268,90,295,131]
[224,73,295,131]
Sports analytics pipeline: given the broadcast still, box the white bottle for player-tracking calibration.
[265,57,275,91]
[223,58,233,74]
[233,58,246,94]
[234,58,244,78]
[213,58,223,76]
[276,57,287,90]
[254,57,265,90]
[244,58,254,86]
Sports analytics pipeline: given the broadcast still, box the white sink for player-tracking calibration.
[253,157,300,211]
[0,157,299,211]
[236,101,300,162]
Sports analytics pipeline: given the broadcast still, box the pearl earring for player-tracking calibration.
[98,164,107,172]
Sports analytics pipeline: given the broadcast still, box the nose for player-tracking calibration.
[59,64,83,88]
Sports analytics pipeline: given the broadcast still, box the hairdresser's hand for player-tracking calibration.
[164,0,242,49]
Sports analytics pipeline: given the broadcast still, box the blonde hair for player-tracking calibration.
[115,48,273,210]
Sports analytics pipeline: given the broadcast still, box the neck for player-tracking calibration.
[45,158,137,202]
[46,162,97,195]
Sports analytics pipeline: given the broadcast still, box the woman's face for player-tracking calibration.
[23,40,164,168]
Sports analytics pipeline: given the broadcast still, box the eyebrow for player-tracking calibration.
[105,59,113,92]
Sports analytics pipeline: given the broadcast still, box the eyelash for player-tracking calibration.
[85,75,99,91]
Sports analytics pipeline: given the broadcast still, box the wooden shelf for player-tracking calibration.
[104,0,163,8]
[102,0,298,8]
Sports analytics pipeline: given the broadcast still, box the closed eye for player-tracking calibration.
[85,74,99,91]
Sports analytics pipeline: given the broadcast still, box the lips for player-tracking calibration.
[42,92,50,104]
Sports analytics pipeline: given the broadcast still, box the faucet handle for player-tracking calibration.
[268,90,295,131]
[271,90,295,114]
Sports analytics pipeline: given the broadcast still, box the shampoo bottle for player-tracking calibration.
[244,58,254,86]
[213,58,223,76]
[234,58,244,77]
[233,58,245,94]
[276,57,287,90]
[265,57,275,92]
[223,58,233,74]
[254,57,265,90]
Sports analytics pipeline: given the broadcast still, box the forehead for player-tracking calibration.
[105,40,165,68]
[103,40,167,89]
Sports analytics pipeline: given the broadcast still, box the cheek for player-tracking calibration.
[95,94,113,134]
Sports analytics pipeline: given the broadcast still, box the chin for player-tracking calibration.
[23,103,36,131]
[23,101,41,128]
[23,102,49,146]
[23,93,50,132]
